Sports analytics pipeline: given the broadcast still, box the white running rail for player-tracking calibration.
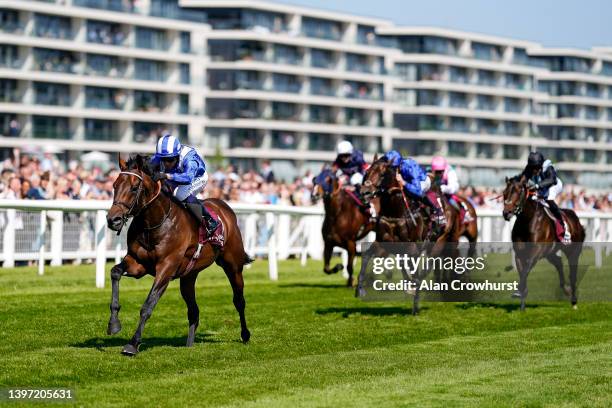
[0,200,610,288]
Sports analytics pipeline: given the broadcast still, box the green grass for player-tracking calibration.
[0,259,611,407]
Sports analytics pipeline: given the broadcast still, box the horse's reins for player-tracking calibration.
[112,171,166,235]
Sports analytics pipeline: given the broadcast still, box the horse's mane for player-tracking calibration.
[126,154,155,176]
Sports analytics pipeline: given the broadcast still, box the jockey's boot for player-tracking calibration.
[424,193,446,226]
[202,205,220,236]
[547,200,570,243]
[186,202,219,236]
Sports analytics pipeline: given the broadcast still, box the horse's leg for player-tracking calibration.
[514,253,532,312]
[222,261,250,343]
[545,252,570,297]
[345,240,356,287]
[108,255,146,336]
[567,245,582,308]
[122,272,172,356]
[323,240,342,274]
[180,273,199,347]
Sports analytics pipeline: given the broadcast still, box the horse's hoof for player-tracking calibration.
[241,329,251,343]
[107,320,122,336]
[323,269,333,275]
[121,343,139,356]
[333,264,344,273]
[511,291,521,298]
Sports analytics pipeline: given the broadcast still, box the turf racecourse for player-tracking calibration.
[0,259,610,407]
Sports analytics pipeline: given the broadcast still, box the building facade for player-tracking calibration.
[0,0,611,188]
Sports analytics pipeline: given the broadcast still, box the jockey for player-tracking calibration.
[520,151,569,242]
[332,141,367,188]
[431,156,459,196]
[382,151,440,222]
[150,134,219,235]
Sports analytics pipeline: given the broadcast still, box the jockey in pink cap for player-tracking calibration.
[431,156,459,196]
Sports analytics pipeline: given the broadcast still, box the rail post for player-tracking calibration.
[95,210,107,288]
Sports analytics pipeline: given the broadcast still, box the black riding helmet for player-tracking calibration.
[527,151,544,168]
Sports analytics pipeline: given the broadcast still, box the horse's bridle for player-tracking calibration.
[112,171,165,233]
[505,182,531,216]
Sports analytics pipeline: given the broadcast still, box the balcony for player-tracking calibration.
[33,48,78,74]
[308,133,336,151]
[135,27,168,51]
[309,106,334,124]
[73,0,135,13]
[472,42,503,62]
[343,82,382,100]
[302,17,342,41]
[86,20,126,46]
[34,82,71,106]
[272,74,301,94]
[32,116,71,139]
[34,13,73,40]
[273,44,301,66]
[134,59,167,82]
[311,49,334,69]
[310,78,335,97]
[85,54,127,78]
[85,86,126,110]
[134,90,167,112]
[84,119,120,141]
[346,53,371,74]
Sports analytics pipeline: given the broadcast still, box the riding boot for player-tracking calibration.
[423,194,446,225]
[201,205,220,236]
[546,200,569,243]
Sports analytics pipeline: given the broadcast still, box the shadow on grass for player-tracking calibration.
[455,302,541,313]
[72,332,220,351]
[315,306,426,317]
[279,283,348,289]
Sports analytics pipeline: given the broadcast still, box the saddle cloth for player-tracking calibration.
[538,199,570,243]
[203,205,224,248]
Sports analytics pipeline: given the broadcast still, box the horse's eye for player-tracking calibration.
[130,186,138,193]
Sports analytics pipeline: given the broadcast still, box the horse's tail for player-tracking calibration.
[243,253,255,265]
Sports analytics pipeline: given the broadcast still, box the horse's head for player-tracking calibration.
[311,167,336,202]
[107,154,159,231]
[362,156,395,200]
[502,175,527,221]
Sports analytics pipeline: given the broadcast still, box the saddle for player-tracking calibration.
[538,199,571,244]
[183,205,224,275]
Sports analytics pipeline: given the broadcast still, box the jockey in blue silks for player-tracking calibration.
[150,134,219,235]
[381,150,440,221]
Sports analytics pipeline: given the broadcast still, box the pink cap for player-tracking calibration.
[431,156,447,171]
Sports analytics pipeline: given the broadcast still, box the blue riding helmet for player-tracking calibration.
[382,150,402,167]
[155,134,182,158]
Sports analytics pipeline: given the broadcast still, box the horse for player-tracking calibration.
[312,167,376,287]
[106,154,252,355]
[502,176,585,311]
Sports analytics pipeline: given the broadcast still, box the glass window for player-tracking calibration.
[504,97,521,113]
[472,42,502,61]
[84,119,119,141]
[309,105,333,123]
[302,17,342,41]
[504,73,523,89]
[308,133,336,151]
[395,64,417,81]
[85,53,127,77]
[179,63,190,84]
[346,53,370,73]
[449,92,467,108]
[133,122,170,143]
[310,77,334,96]
[86,20,125,45]
[0,44,19,68]
[272,73,300,93]
[503,145,520,159]
[311,48,334,69]
[477,70,496,86]
[476,143,493,158]
[228,129,263,148]
[602,62,612,77]
[585,83,600,98]
[357,25,376,45]
[134,90,166,112]
[0,79,18,103]
[345,108,368,126]
[32,115,70,139]
[134,59,166,81]
[392,139,436,156]
[271,131,298,149]
[449,66,468,83]
[449,116,468,132]
[448,141,467,157]
[33,48,78,74]
[476,95,495,111]
[416,90,439,106]
[34,82,70,106]
[272,102,298,121]
[0,9,21,33]
[585,105,599,120]
[85,86,126,109]
[418,64,442,81]
[180,32,191,53]
[34,13,72,39]
[274,44,300,65]
[135,26,167,50]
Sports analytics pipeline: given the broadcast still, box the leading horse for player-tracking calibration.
[106,154,252,355]
[502,176,585,310]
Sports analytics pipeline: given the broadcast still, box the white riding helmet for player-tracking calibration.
[336,140,354,155]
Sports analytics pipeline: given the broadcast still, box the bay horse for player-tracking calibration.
[106,154,252,355]
[312,167,376,287]
[502,176,585,311]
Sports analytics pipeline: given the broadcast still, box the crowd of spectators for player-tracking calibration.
[0,152,610,213]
